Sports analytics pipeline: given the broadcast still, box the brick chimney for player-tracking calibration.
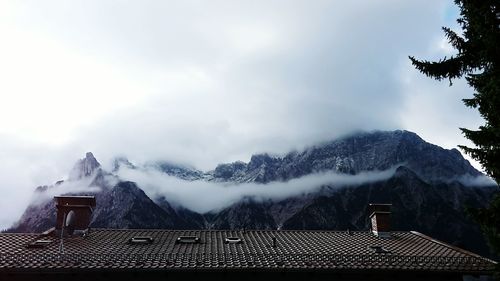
[55,196,96,236]
[369,203,392,238]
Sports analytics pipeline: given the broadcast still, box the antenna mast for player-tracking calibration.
[59,212,66,255]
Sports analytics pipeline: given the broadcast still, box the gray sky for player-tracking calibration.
[0,1,485,229]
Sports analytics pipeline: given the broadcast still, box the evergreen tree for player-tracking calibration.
[409,0,500,269]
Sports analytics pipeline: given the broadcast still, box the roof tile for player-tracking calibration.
[0,229,496,273]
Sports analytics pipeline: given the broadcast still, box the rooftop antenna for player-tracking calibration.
[58,211,66,255]
[58,210,76,255]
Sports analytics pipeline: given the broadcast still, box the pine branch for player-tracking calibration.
[408,55,465,82]
[442,27,466,52]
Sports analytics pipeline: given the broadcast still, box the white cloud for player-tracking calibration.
[457,175,497,187]
[0,25,152,145]
[117,166,398,213]
[0,0,487,229]
[28,175,103,207]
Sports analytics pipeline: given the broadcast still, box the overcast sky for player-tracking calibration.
[0,1,485,229]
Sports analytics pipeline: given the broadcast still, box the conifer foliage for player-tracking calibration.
[410,0,500,265]
[410,0,500,184]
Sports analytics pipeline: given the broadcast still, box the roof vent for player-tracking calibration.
[129,236,154,245]
[225,237,242,244]
[26,239,53,249]
[368,203,392,238]
[176,236,200,244]
[368,245,391,254]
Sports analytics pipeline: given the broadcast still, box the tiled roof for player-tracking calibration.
[0,229,496,273]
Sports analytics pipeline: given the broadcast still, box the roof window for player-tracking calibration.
[26,239,52,248]
[176,236,200,244]
[129,236,154,244]
[224,237,242,244]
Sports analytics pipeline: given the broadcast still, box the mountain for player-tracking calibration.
[69,152,102,180]
[112,157,136,172]
[208,197,278,230]
[148,161,206,181]
[10,153,105,233]
[7,130,499,258]
[90,181,182,229]
[207,130,481,183]
[280,166,493,255]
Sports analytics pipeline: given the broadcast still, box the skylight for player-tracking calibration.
[129,236,154,245]
[26,239,52,249]
[224,237,242,244]
[176,236,200,244]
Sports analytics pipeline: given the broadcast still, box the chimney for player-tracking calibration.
[55,196,96,236]
[368,203,392,238]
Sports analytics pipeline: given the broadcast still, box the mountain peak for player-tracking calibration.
[248,153,278,168]
[112,157,135,172]
[214,161,247,179]
[150,161,204,181]
[69,152,101,180]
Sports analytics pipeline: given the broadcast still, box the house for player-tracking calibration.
[0,196,496,280]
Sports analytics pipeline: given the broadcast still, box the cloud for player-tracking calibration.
[48,0,473,172]
[117,166,398,213]
[456,175,497,187]
[0,0,487,229]
[28,176,103,207]
[1,0,472,169]
[0,136,80,230]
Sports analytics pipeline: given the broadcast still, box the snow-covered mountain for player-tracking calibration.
[7,130,498,258]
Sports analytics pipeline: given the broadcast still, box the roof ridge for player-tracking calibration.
[88,228,415,235]
[410,231,497,264]
[0,232,38,236]
[90,228,374,233]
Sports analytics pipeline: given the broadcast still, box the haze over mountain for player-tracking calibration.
[7,130,498,258]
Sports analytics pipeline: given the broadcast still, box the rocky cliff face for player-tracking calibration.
[149,161,206,181]
[90,181,184,229]
[7,130,498,258]
[69,152,102,180]
[206,130,481,183]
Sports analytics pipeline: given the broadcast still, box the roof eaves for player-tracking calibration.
[409,231,497,264]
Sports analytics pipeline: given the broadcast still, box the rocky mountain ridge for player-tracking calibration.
[7,130,498,258]
[204,130,480,183]
[119,130,479,184]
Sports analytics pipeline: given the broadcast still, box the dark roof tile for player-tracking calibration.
[0,229,496,273]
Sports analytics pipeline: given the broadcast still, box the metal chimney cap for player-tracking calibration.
[54,196,96,207]
[54,195,96,199]
[368,203,392,206]
[368,203,392,214]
